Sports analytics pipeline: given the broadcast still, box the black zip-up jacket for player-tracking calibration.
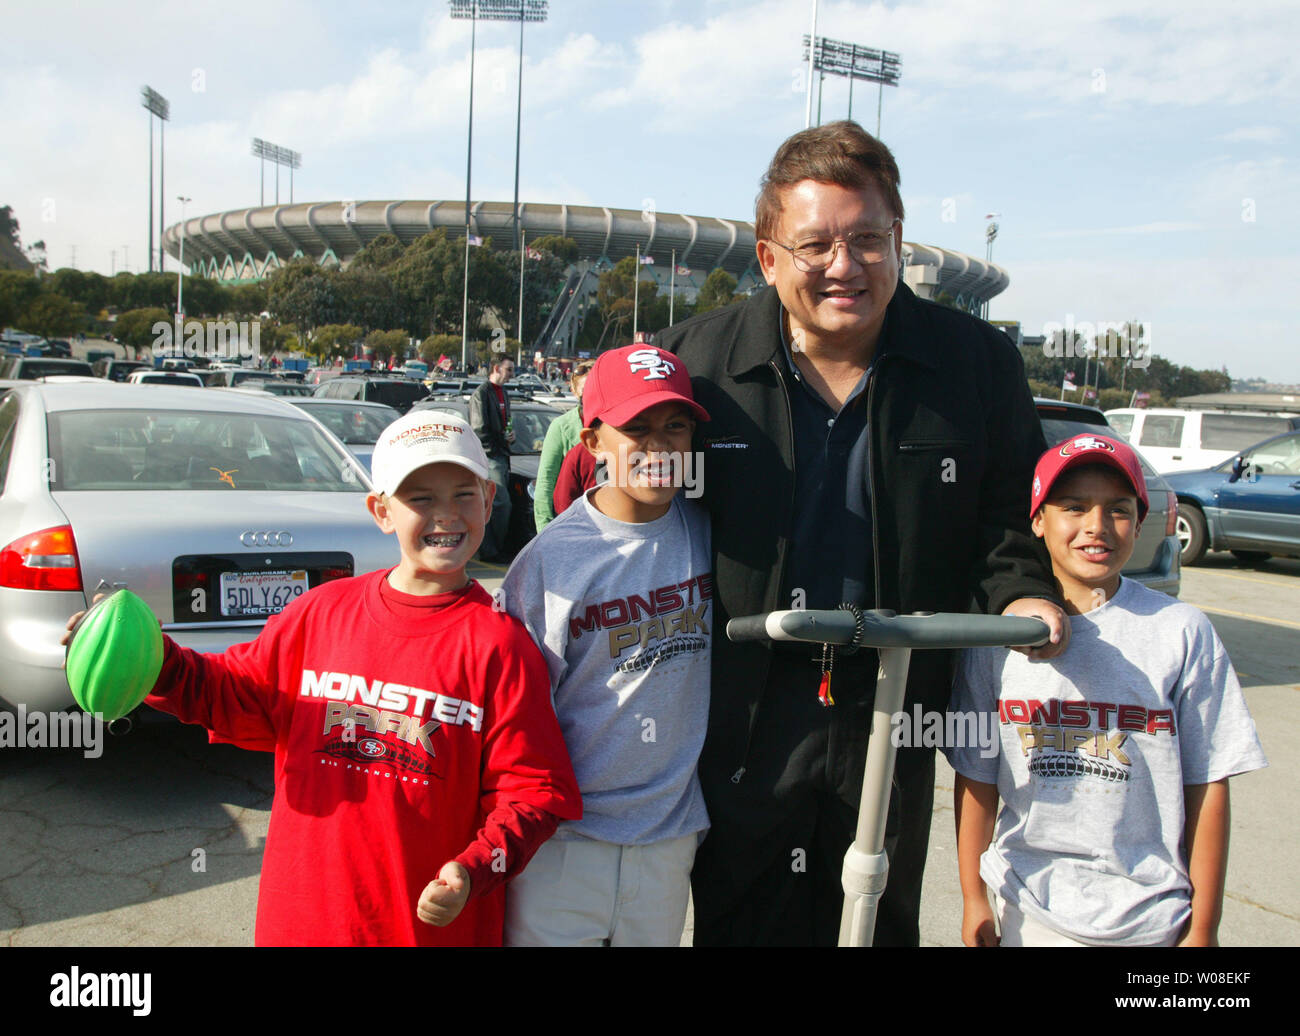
[659,282,1058,783]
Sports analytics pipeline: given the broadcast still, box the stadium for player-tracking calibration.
[162,199,1008,355]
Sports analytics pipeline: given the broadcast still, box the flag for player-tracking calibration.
[638,254,655,265]
[1062,376,1076,391]
[437,354,452,371]
[466,234,483,247]
[526,246,543,260]
[675,265,692,276]
[1134,390,1150,409]
[1083,388,1097,401]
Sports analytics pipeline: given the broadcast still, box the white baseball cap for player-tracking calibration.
[370,411,490,495]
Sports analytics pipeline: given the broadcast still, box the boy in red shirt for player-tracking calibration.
[64,412,581,945]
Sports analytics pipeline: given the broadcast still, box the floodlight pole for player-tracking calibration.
[669,248,676,326]
[633,243,640,342]
[804,0,818,128]
[460,8,477,370]
[176,196,191,351]
[159,118,165,271]
[518,229,526,364]
[148,113,154,272]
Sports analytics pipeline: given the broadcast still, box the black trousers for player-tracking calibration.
[690,652,936,946]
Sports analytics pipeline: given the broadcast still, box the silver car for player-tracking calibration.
[0,383,398,715]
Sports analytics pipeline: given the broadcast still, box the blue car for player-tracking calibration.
[1166,429,1300,565]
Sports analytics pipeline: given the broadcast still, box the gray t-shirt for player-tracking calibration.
[946,577,1267,945]
[500,489,711,845]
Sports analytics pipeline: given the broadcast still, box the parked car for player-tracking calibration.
[285,398,401,472]
[202,367,283,388]
[126,370,204,387]
[1035,399,1181,596]
[0,356,95,380]
[92,358,149,382]
[313,376,431,414]
[409,397,561,552]
[0,383,395,716]
[1104,407,1300,474]
[228,380,316,397]
[1164,429,1300,565]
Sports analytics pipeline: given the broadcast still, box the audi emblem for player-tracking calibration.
[240,530,293,548]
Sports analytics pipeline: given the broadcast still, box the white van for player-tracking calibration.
[1105,407,1300,473]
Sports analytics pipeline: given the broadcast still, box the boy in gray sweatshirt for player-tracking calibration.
[499,344,711,946]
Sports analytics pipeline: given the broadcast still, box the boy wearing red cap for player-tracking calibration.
[946,434,1266,947]
[499,345,712,946]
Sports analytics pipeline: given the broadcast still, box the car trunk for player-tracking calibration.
[51,490,397,627]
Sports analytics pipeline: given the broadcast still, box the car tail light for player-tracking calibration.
[0,525,84,591]
[317,566,351,585]
[1164,491,1177,537]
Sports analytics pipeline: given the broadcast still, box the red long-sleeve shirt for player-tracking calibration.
[146,570,582,946]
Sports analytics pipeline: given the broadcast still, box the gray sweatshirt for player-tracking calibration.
[500,489,711,845]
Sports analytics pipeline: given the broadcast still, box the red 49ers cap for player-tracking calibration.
[582,345,711,427]
[1030,433,1149,521]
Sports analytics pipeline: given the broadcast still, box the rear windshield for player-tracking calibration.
[296,403,399,444]
[1200,414,1293,451]
[1106,413,1134,437]
[230,369,279,385]
[48,409,366,492]
[369,382,430,408]
[1138,415,1184,449]
[19,360,94,379]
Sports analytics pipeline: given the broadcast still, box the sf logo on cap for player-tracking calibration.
[627,348,676,381]
[1060,435,1114,457]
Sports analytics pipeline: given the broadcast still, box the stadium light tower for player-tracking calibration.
[801,36,902,136]
[250,138,302,206]
[141,86,170,273]
[449,1,548,365]
[175,195,191,347]
[983,213,1000,320]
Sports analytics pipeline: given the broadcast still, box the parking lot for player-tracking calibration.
[1,552,1295,947]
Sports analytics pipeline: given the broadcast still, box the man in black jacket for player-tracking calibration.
[469,356,516,561]
[657,121,1068,946]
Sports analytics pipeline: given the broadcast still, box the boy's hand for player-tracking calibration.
[961,898,1000,947]
[60,592,107,649]
[417,861,471,926]
[1002,598,1069,660]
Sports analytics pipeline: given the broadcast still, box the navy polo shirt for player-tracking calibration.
[776,310,878,613]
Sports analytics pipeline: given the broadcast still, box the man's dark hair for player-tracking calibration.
[755,120,905,241]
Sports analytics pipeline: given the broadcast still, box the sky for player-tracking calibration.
[4,0,1296,381]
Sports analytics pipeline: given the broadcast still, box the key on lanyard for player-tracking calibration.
[817,642,835,707]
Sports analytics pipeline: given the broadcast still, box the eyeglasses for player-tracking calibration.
[768,219,900,272]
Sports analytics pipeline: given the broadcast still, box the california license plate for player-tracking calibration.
[219,569,308,618]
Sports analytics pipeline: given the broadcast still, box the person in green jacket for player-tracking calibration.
[534,360,595,532]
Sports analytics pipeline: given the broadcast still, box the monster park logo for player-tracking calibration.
[627,348,676,380]
[1059,435,1115,458]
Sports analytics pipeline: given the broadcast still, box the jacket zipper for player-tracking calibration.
[867,357,884,610]
[727,358,798,785]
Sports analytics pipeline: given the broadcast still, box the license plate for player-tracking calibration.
[219,569,308,618]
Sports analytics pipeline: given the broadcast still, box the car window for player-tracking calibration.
[367,382,428,408]
[1200,414,1293,451]
[510,408,559,454]
[1040,413,1157,478]
[0,394,19,493]
[1138,415,1184,449]
[47,409,366,492]
[1106,413,1134,437]
[1243,433,1300,475]
[18,359,95,379]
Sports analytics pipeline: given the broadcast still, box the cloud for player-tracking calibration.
[1219,125,1283,143]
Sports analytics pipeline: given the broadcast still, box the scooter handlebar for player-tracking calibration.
[726,609,1050,650]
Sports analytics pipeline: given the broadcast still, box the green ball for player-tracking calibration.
[65,589,164,721]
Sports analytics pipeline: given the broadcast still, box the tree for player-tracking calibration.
[21,293,84,339]
[308,323,365,362]
[335,265,401,332]
[593,256,657,349]
[531,235,579,263]
[227,283,268,318]
[265,261,339,334]
[114,307,172,352]
[695,269,738,313]
[352,233,407,271]
[364,329,409,365]
[0,270,39,328]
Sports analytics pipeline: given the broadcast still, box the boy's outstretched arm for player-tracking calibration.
[1180,779,1229,947]
[955,773,1000,947]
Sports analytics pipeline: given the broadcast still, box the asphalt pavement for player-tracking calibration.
[1,554,1295,948]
